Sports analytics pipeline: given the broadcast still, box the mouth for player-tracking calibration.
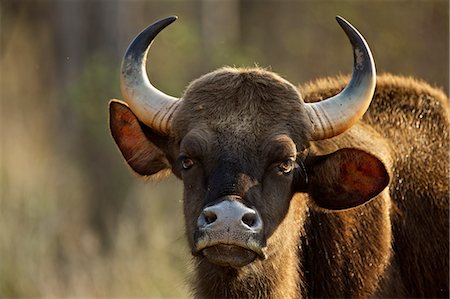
[194,238,267,268]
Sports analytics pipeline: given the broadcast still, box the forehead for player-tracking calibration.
[173,67,311,146]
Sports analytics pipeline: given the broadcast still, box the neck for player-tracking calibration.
[192,195,307,299]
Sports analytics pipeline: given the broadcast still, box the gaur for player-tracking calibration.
[109,16,449,298]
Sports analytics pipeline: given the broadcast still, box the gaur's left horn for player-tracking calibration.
[120,16,179,135]
[305,16,376,140]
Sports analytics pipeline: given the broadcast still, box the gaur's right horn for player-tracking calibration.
[120,16,180,135]
[305,16,376,140]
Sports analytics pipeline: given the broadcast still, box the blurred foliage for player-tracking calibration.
[0,0,448,298]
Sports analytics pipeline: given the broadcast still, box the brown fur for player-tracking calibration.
[110,68,449,298]
[169,68,312,298]
[300,74,449,297]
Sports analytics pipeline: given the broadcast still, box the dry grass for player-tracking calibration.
[1,12,190,299]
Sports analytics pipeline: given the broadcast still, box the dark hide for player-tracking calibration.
[110,69,449,298]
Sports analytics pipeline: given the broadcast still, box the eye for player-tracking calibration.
[181,157,195,170]
[277,159,296,175]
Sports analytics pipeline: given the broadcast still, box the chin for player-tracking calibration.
[202,244,259,268]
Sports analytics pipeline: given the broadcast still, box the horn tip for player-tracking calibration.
[335,15,351,29]
[165,15,178,24]
[154,16,178,28]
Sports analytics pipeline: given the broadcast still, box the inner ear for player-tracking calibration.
[306,148,390,210]
[109,100,171,176]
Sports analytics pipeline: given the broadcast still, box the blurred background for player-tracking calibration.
[1,0,448,298]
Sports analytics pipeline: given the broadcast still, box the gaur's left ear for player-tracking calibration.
[297,148,390,210]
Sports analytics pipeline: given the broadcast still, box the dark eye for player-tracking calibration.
[278,159,296,174]
[182,157,195,170]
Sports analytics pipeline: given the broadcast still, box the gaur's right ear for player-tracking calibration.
[109,99,170,176]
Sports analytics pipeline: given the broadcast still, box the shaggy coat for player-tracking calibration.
[300,74,449,298]
[110,68,449,298]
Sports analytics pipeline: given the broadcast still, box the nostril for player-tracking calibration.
[198,201,263,232]
[203,210,217,225]
[241,212,257,228]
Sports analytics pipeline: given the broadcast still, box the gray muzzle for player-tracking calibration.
[194,197,266,267]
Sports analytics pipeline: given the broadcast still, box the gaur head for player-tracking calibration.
[109,16,389,269]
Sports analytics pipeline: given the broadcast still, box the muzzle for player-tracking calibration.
[193,196,266,268]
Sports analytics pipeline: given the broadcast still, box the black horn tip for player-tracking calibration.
[335,15,358,36]
[334,15,371,59]
[144,15,178,39]
[125,16,178,59]
[335,15,354,30]
[161,15,178,24]
[335,15,347,25]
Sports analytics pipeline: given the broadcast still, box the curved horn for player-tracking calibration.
[121,16,179,135]
[305,16,376,140]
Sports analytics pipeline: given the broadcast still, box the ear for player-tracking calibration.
[109,99,171,176]
[304,148,389,210]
